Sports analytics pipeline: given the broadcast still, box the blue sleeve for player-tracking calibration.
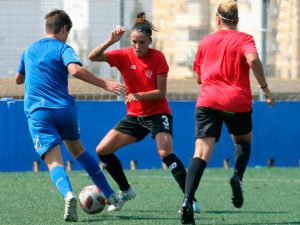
[17,51,25,74]
[62,45,82,67]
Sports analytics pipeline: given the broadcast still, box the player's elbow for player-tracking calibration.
[68,63,84,78]
[87,53,96,61]
[196,75,201,84]
[88,52,100,61]
[246,53,260,68]
[15,73,25,85]
[159,89,166,99]
[71,68,85,79]
[88,53,106,62]
[16,79,22,85]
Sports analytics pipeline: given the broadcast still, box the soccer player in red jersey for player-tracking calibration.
[88,12,200,213]
[181,1,275,224]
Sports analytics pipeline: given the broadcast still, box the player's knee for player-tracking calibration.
[96,144,103,155]
[158,149,173,159]
[233,132,252,143]
[96,139,120,155]
[72,145,85,158]
[96,144,111,155]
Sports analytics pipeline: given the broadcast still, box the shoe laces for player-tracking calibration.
[107,193,123,206]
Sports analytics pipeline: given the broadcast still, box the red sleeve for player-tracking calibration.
[156,51,169,76]
[193,44,202,76]
[106,49,126,69]
[242,35,257,56]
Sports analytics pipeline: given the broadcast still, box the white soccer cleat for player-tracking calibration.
[64,192,78,222]
[193,201,201,214]
[107,186,136,212]
[106,192,124,211]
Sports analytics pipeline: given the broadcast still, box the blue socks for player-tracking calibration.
[50,166,72,198]
[50,152,115,199]
[77,151,114,198]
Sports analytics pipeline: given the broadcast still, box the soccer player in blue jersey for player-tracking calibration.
[15,9,126,222]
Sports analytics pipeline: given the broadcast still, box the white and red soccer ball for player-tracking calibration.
[78,185,106,214]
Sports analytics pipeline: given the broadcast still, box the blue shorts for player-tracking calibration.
[27,107,80,158]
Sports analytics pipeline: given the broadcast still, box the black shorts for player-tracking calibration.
[195,107,252,142]
[114,113,173,141]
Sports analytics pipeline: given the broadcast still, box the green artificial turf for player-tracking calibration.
[0,168,299,225]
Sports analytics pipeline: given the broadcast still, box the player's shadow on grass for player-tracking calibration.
[248,223,300,225]
[80,215,178,223]
[117,215,178,221]
[223,222,300,225]
[199,211,298,225]
[80,211,179,223]
[205,210,287,214]
[133,209,176,213]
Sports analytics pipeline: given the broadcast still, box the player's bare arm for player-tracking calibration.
[246,53,275,107]
[196,73,201,84]
[125,75,167,103]
[88,26,126,62]
[68,63,126,96]
[15,72,25,85]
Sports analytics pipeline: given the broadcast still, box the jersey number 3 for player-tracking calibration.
[161,115,170,130]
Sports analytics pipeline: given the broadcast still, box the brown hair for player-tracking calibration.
[217,0,239,25]
[131,12,158,37]
[45,9,72,34]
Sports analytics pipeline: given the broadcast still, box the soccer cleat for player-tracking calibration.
[230,174,244,208]
[64,192,78,222]
[193,201,201,214]
[107,186,136,212]
[106,192,124,211]
[181,198,195,225]
[178,201,201,214]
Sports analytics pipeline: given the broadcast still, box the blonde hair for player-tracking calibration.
[217,0,239,25]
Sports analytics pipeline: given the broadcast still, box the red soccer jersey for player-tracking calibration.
[106,48,171,116]
[194,30,258,112]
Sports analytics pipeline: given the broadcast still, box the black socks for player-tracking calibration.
[99,154,130,191]
[162,154,187,193]
[234,142,251,181]
[185,157,207,201]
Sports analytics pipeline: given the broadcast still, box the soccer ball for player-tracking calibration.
[78,185,106,214]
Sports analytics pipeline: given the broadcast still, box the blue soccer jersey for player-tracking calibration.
[17,38,82,117]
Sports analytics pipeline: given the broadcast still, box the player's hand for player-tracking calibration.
[263,88,275,107]
[125,93,141,103]
[103,80,126,96]
[108,26,125,44]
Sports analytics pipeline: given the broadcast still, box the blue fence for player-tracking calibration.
[0,99,299,172]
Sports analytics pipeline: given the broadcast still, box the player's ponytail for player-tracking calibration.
[131,12,158,38]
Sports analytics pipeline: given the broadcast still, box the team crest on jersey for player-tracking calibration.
[130,65,136,70]
[145,70,153,79]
